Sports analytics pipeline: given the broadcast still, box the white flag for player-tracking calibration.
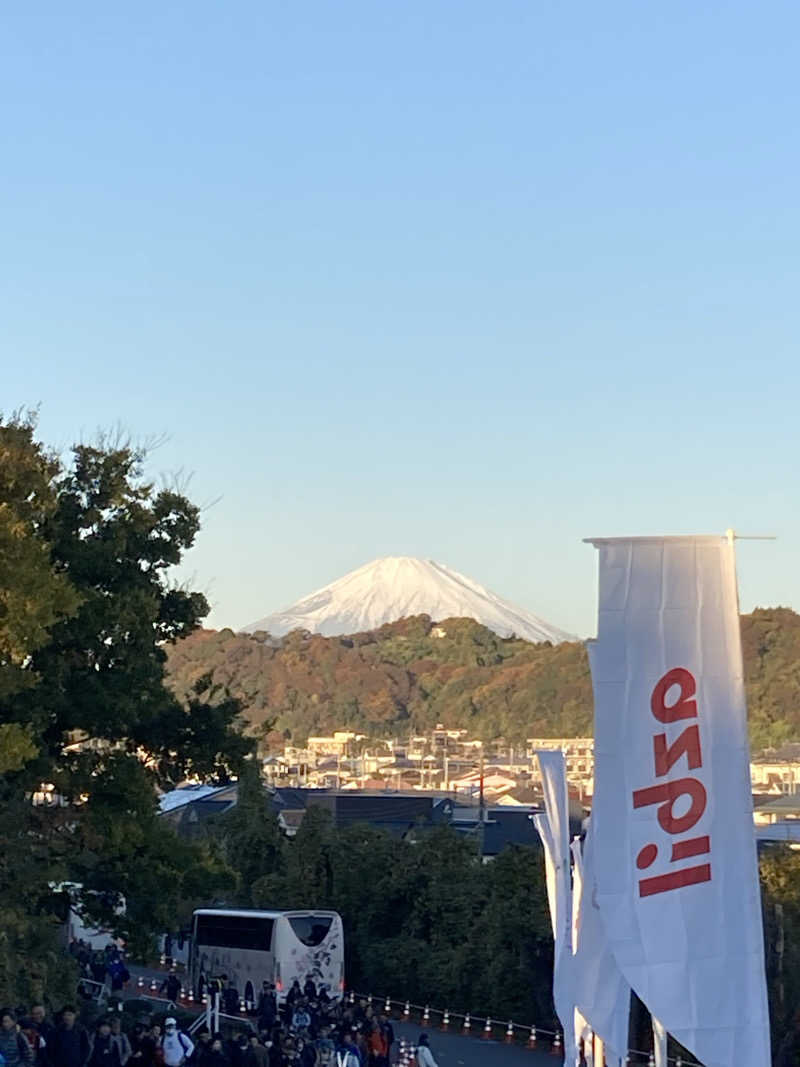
[571,840,592,1067]
[652,1016,668,1067]
[585,535,770,1067]
[571,822,630,1063]
[534,750,576,1066]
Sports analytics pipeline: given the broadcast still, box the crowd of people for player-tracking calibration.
[0,975,438,1067]
[68,941,131,998]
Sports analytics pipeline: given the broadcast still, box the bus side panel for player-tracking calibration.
[274,916,344,1004]
[192,945,275,1005]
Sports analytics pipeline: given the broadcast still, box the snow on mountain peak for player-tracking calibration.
[241,556,575,644]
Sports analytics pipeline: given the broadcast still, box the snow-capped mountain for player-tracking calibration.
[241,556,575,644]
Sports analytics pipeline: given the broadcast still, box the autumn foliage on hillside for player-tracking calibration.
[165,608,800,748]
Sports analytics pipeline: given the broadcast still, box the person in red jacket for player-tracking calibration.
[366,1023,387,1067]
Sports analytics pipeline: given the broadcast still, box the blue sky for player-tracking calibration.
[3,2,798,637]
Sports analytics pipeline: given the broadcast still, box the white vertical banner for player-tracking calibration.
[572,823,630,1064]
[652,1016,668,1067]
[585,535,770,1067]
[571,841,592,1067]
[534,749,576,1065]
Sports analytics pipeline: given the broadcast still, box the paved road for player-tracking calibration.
[393,1022,559,1067]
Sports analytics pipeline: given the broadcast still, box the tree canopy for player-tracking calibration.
[0,416,251,1004]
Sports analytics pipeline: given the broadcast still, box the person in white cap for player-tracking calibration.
[159,1019,194,1067]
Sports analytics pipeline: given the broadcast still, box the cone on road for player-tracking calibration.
[505,1021,514,1044]
[648,1054,655,1067]
[551,1031,562,1056]
[441,1009,449,1032]
[149,979,157,993]
[483,1018,492,1040]
[423,1006,430,1025]
[384,995,391,1014]
[403,1001,410,1021]
[137,976,144,990]
[462,1013,471,1035]
[527,1027,537,1050]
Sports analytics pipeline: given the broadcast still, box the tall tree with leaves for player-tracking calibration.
[216,758,285,905]
[0,420,250,1001]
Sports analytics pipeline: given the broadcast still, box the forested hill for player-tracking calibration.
[165,608,800,749]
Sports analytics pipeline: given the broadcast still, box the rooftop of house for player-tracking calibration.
[158,783,235,814]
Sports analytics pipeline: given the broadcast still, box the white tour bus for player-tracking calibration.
[190,908,344,1007]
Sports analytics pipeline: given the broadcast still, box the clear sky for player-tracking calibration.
[3,3,798,638]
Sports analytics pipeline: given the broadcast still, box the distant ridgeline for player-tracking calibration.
[165,608,800,749]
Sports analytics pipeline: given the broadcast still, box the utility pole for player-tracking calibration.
[477,751,485,860]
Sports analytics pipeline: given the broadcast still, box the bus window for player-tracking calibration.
[195,914,274,950]
[288,915,333,946]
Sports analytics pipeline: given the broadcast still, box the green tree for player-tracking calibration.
[217,759,285,905]
[267,805,336,907]
[0,415,80,702]
[0,425,251,1002]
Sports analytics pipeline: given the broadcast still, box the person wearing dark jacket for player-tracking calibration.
[201,1038,229,1067]
[160,974,181,1005]
[242,1036,269,1067]
[0,1010,34,1067]
[49,1009,91,1067]
[222,982,240,1018]
[256,985,276,1032]
[285,983,302,1012]
[88,1022,121,1067]
[20,1005,53,1067]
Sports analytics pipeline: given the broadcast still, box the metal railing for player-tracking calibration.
[348,991,702,1066]
[124,979,702,1065]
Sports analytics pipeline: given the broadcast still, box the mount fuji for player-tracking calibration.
[241,556,575,644]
